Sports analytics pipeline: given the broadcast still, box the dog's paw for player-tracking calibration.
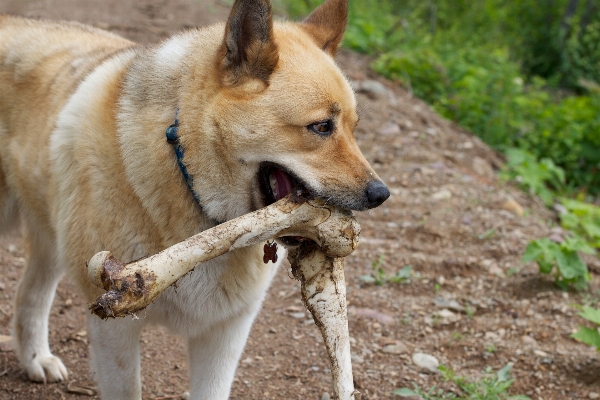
[24,354,68,383]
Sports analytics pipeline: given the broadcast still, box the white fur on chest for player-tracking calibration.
[146,244,284,337]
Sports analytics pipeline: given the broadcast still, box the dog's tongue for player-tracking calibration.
[270,168,294,201]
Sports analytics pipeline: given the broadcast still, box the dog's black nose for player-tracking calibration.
[365,180,390,209]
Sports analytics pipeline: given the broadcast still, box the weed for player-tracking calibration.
[360,255,413,286]
[393,364,530,399]
[523,234,593,290]
[572,305,600,351]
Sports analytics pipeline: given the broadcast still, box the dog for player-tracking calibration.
[0,0,389,398]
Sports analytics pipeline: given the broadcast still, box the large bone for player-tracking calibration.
[87,193,361,399]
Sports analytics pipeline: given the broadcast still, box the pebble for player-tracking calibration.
[471,156,495,179]
[589,392,599,399]
[321,393,331,400]
[488,264,504,277]
[379,122,401,135]
[354,79,392,99]
[0,282,5,291]
[412,353,439,373]
[434,297,465,313]
[290,312,306,319]
[182,392,190,400]
[534,349,549,358]
[431,189,452,201]
[350,307,394,325]
[0,335,13,352]
[382,342,409,354]
[350,353,364,364]
[501,199,524,216]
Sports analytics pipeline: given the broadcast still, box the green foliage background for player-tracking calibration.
[280,0,600,196]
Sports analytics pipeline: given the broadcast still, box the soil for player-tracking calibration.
[1,1,599,399]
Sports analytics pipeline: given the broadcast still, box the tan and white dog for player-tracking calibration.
[0,0,389,398]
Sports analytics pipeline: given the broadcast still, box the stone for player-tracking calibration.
[412,353,439,373]
[534,349,549,358]
[434,297,465,313]
[356,80,392,99]
[588,392,599,399]
[290,312,306,319]
[431,189,452,201]
[321,393,331,400]
[521,335,537,345]
[0,335,13,352]
[472,156,495,179]
[351,352,364,364]
[350,307,394,325]
[501,199,524,216]
[382,342,409,354]
[379,122,401,135]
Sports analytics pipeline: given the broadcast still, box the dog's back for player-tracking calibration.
[0,16,133,236]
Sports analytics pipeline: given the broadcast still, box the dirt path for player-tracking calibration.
[1,1,599,399]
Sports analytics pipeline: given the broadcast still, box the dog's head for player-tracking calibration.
[182,0,389,222]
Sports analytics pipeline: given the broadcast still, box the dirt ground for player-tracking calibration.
[1,0,599,399]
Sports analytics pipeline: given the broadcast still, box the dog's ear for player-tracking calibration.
[219,0,279,87]
[300,0,348,57]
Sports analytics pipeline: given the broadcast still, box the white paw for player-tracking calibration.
[24,354,68,383]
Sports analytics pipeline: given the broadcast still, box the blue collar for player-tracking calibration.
[165,111,202,206]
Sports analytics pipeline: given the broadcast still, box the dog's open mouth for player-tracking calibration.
[259,163,310,246]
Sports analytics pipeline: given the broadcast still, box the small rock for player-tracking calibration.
[321,393,331,400]
[412,353,439,373]
[351,353,364,364]
[349,307,394,325]
[472,157,495,179]
[0,282,5,291]
[431,189,452,201]
[182,392,190,400]
[356,80,391,99]
[460,141,474,149]
[0,335,13,352]
[521,335,537,345]
[589,392,599,399]
[461,214,472,225]
[65,298,73,307]
[534,349,549,358]
[382,342,409,354]
[484,331,500,343]
[379,122,401,135]
[434,297,465,313]
[488,264,504,277]
[501,199,524,216]
[290,312,306,319]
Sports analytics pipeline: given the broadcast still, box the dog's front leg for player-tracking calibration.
[87,315,144,399]
[187,311,258,400]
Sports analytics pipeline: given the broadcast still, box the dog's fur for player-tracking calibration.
[0,0,388,398]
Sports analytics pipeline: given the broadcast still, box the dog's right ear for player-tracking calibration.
[218,0,279,87]
[301,0,348,57]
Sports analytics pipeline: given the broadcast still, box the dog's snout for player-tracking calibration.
[365,180,390,209]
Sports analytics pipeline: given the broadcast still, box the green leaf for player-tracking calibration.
[555,250,588,280]
[578,306,600,325]
[359,275,376,283]
[571,326,600,350]
[522,241,544,262]
[496,363,513,382]
[508,396,532,400]
[392,388,420,397]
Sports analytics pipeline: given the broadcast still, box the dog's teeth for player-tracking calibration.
[269,173,278,199]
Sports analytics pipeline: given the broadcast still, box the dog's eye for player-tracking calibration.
[307,120,333,136]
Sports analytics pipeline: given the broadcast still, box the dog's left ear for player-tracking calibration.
[300,0,348,57]
[219,0,279,87]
